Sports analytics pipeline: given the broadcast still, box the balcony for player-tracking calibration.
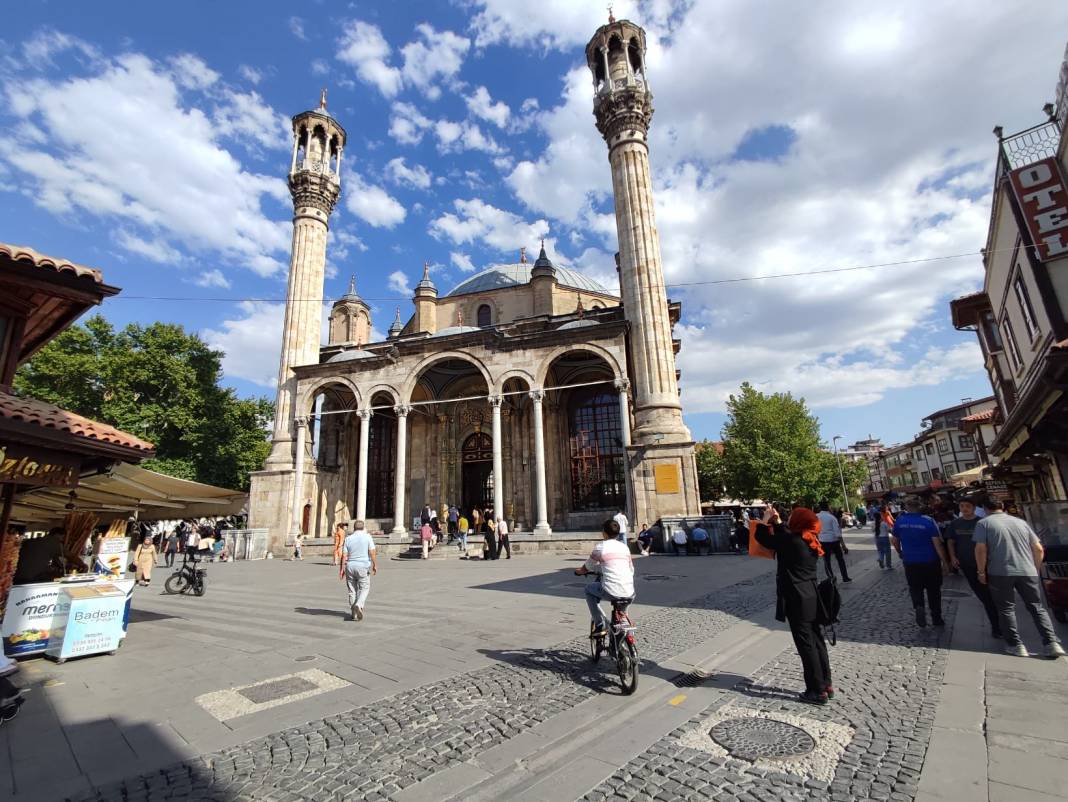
[996,120,1061,182]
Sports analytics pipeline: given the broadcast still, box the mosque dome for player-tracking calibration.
[557,319,601,331]
[326,348,374,363]
[445,263,614,297]
[430,326,480,338]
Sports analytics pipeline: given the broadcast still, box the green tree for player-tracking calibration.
[14,315,272,491]
[695,440,725,502]
[715,382,858,507]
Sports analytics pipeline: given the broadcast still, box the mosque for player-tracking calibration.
[249,16,701,552]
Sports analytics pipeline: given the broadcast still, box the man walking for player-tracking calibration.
[447,504,459,543]
[945,498,1001,638]
[817,501,852,582]
[974,499,1064,658]
[613,508,629,549]
[892,498,949,627]
[496,515,511,559]
[340,520,377,621]
[164,530,178,568]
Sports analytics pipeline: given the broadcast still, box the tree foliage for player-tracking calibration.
[14,315,272,491]
[696,382,869,508]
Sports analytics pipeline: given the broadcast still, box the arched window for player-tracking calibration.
[477,304,492,327]
[568,390,625,511]
[366,410,396,518]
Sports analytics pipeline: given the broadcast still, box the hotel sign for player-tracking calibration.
[0,443,80,487]
[1009,157,1068,261]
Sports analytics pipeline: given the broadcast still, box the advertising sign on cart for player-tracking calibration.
[45,583,127,662]
[1,577,135,656]
[94,536,130,577]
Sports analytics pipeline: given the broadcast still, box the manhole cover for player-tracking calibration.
[641,574,674,581]
[710,717,816,760]
[941,590,969,599]
[238,676,317,704]
[294,655,317,662]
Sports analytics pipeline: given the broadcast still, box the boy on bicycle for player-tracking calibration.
[575,519,636,636]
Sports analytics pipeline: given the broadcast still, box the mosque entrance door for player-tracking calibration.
[461,432,494,514]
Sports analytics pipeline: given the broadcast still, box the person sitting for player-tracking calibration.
[574,519,635,637]
[691,524,711,555]
[636,523,653,556]
[671,527,689,556]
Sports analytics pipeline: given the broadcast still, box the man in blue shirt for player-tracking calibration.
[339,520,377,622]
[691,524,711,555]
[891,498,950,627]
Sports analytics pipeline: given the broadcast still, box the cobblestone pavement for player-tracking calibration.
[581,566,956,802]
[68,564,778,802]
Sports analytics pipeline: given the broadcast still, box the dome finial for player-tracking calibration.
[348,274,356,296]
[519,246,527,264]
[608,4,615,23]
[319,87,328,109]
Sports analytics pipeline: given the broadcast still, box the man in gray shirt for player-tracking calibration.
[339,520,377,622]
[974,498,1064,658]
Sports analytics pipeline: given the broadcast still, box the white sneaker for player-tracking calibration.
[1005,643,1029,657]
[1045,641,1066,659]
[355,606,364,621]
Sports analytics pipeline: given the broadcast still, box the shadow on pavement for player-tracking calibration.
[294,606,349,618]
[477,644,683,695]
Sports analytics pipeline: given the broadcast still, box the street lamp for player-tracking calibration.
[832,435,851,512]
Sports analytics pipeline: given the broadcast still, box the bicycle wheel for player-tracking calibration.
[617,640,639,695]
[589,630,603,663]
[193,575,206,597]
[165,572,191,595]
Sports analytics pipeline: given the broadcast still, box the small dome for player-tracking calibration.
[431,326,480,338]
[326,349,374,363]
[557,319,600,330]
[446,263,614,297]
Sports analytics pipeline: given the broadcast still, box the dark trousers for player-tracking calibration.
[987,574,1060,647]
[904,561,943,619]
[822,541,850,580]
[672,541,688,555]
[786,612,831,694]
[496,535,510,559]
[483,532,497,559]
[165,550,176,567]
[959,564,1000,631]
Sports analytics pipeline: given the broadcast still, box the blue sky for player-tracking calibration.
[2,1,1065,450]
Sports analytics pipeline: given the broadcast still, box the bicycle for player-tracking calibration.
[586,584,639,695]
[165,555,207,596]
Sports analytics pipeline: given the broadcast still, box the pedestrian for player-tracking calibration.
[133,535,157,587]
[420,521,433,559]
[691,523,711,555]
[184,521,199,557]
[753,504,834,705]
[164,529,178,568]
[483,510,497,560]
[447,504,459,543]
[421,503,433,527]
[613,508,629,548]
[496,514,511,559]
[974,498,1064,658]
[945,498,1000,637]
[339,520,377,621]
[637,523,653,556]
[854,504,867,527]
[332,521,346,566]
[874,503,894,570]
[294,532,304,561]
[891,497,949,627]
[671,527,688,556]
[431,506,442,544]
[817,501,852,582]
[457,512,469,555]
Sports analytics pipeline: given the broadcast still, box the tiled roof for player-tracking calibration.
[0,391,155,455]
[961,409,995,423]
[0,242,105,283]
[446,263,615,297]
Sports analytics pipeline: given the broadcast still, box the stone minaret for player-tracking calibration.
[586,18,700,518]
[265,92,346,465]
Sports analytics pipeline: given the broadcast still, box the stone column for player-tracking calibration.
[490,395,504,520]
[291,417,308,537]
[355,409,371,521]
[391,405,410,536]
[615,377,633,526]
[530,390,551,536]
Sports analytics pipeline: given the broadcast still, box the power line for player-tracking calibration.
[106,248,990,304]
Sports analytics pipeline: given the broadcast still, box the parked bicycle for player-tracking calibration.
[586,576,639,695]
[165,555,206,596]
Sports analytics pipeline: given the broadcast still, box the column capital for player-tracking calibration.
[488,393,503,408]
[394,404,411,417]
[357,408,372,422]
[614,377,631,393]
[294,416,309,429]
[528,389,545,403]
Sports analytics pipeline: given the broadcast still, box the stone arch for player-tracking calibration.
[466,296,501,329]
[535,343,622,389]
[402,351,493,403]
[363,384,401,410]
[296,376,361,418]
[495,368,535,394]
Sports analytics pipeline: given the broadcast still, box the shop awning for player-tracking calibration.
[951,464,988,485]
[11,463,247,526]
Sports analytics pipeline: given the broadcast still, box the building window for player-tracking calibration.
[931,467,942,480]
[958,434,974,449]
[1013,276,1039,341]
[981,310,1003,351]
[366,410,396,518]
[568,390,625,511]
[921,471,930,483]
[914,449,924,461]
[477,304,492,327]
[1003,318,1023,370]
[925,443,935,456]
[944,463,958,477]
[937,438,949,454]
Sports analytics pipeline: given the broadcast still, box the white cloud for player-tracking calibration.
[388,270,412,294]
[344,170,407,228]
[400,24,470,97]
[430,198,548,254]
[336,21,403,97]
[203,302,286,387]
[194,269,231,289]
[115,230,182,263]
[0,51,290,277]
[386,157,432,189]
[169,53,219,90]
[311,58,329,76]
[389,101,432,144]
[238,64,263,84]
[450,251,476,272]
[465,85,511,128]
[288,16,307,41]
[212,89,290,150]
[464,0,640,49]
[21,29,100,66]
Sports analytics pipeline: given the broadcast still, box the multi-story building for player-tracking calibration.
[950,42,1068,505]
[841,437,886,495]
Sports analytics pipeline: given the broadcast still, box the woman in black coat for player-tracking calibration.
[754,504,833,705]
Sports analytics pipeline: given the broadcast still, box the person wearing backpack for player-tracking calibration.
[754,504,834,705]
